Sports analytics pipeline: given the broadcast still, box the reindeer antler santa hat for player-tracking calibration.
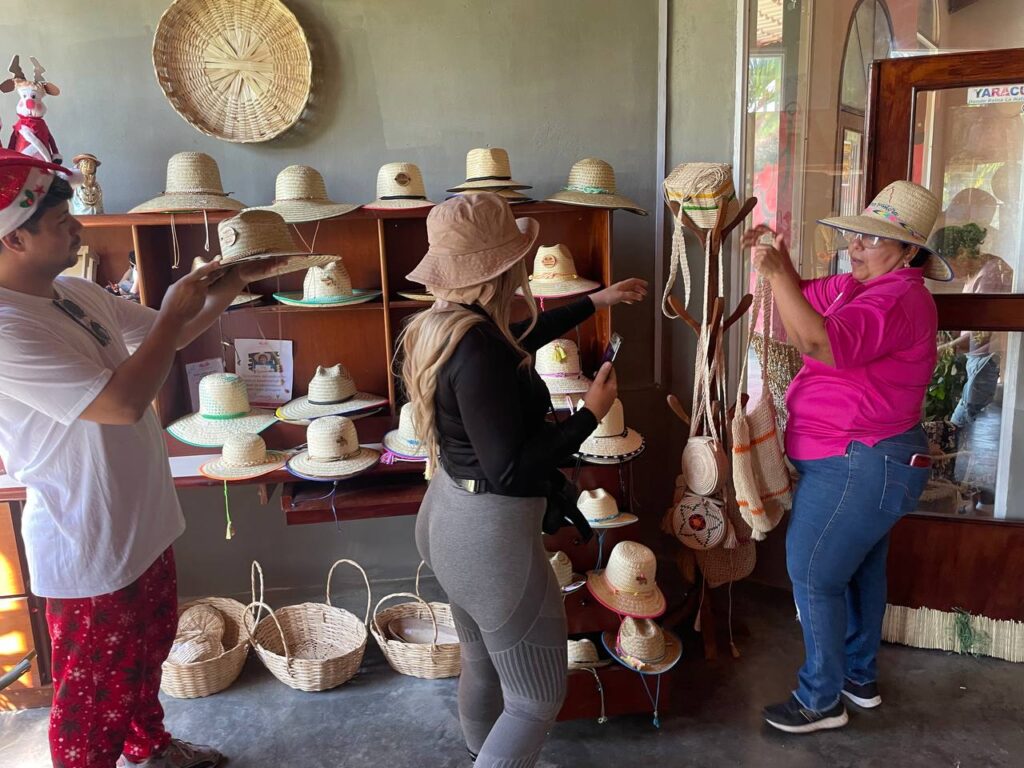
[0,148,70,238]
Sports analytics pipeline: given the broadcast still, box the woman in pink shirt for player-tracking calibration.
[743,181,952,734]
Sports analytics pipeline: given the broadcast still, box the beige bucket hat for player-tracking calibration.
[249,165,358,223]
[576,399,645,463]
[535,339,592,397]
[130,152,246,213]
[364,162,435,210]
[273,260,382,307]
[577,488,638,529]
[601,617,682,675]
[547,158,647,216]
[524,244,601,298]
[549,551,585,595]
[818,180,952,281]
[406,194,539,290]
[277,364,389,424]
[587,541,666,618]
[199,433,288,481]
[567,638,611,671]
[382,403,428,461]
[286,415,380,481]
[447,147,531,192]
[166,373,277,448]
[214,209,339,277]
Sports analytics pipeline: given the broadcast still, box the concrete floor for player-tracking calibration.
[2,581,1022,768]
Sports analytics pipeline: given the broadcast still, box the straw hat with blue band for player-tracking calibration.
[818,180,951,282]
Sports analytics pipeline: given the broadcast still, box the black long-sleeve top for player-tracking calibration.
[435,297,599,497]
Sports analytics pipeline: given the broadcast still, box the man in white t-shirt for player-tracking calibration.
[0,151,275,768]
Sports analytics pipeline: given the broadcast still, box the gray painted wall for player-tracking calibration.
[1,1,679,598]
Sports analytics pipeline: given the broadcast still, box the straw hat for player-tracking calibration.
[447,147,531,192]
[230,292,262,308]
[453,188,533,204]
[166,373,277,448]
[546,158,647,216]
[215,209,338,276]
[671,495,727,550]
[535,339,592,397]
[567,638,611,671]
[277,364,389,423]
[524,244,601,298]
[397,290,435,302]
[601,617,682,675]
[586,541,666,618]
[199,433,288,481]
[549,551,584,595]
[130,152,246,213]
[577,489,638,529]
[250,165,358,223]
[663,162,740,228]
[576,399,645,463]
[819,180,952,281]
[273,260,382,307]
[382,404,428,460]
[406,194,539,290]
[364,162,435,210]
[286,415,380,480]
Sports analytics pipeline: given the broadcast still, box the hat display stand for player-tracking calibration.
[660,164,760,662]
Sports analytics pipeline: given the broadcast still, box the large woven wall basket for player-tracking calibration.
[152,0,313,143]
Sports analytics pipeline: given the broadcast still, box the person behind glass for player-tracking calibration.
[401,192,647,766]
[741,181,953,734]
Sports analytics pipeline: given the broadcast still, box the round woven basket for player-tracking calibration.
[152,0,312,143]
[370,562,461,680]
[160,597,249,699]
[244,560,370,692]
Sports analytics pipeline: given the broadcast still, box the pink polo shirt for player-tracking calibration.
[785,269,937,461]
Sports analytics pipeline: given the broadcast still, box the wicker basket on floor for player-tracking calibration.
[370,562,461,680]
[244,560,370,692]
[161,597,249,699]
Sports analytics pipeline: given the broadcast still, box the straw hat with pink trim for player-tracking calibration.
[586,541,666,618]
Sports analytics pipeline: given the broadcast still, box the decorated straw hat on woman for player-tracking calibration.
[743,180,947,734]
[399,191,647,764]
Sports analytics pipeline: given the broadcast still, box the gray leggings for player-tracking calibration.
[415,467,567,768]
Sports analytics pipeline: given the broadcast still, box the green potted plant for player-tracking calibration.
[923,332,967,481]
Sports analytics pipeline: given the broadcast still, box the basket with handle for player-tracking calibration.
[370,561,461,679]
[243,559,370,692]
[161,597,249,699]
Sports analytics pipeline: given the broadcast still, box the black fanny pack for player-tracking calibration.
[543,468,593,541]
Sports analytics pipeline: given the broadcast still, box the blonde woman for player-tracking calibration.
[402,193,646,766]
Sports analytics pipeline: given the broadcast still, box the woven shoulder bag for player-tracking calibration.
[731,278,792,540]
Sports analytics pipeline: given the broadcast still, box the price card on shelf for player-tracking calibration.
[234,339,294,407]
[185,357,225,412]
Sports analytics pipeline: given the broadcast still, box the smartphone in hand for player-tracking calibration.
[595,333,622,376]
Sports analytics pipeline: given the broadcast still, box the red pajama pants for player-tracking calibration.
[45,548,178,768]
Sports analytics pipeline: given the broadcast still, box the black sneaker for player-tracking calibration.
[842,679,882,709]
[763,696,849,734]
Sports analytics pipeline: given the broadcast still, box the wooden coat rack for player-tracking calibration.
[663,194,757,660]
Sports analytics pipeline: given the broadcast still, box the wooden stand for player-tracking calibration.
[662,196,756,661]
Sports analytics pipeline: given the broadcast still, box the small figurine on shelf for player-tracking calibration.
[0,56,62,163]
[70,153,103,214]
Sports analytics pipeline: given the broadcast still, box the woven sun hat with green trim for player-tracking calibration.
[523,244,601,298]
[167,373,276,448]
[818,180,952,282]
[364,162,436,210]
[249,165,359,223]
[447,147,531,192]
[286,415,380,481]
[663,162,740,228]
[130,152,246,213]
[199,433,288,481]
[546,158,647,215]
[277,364,389,424]
[601,617,682,675]
[273,260,382,307]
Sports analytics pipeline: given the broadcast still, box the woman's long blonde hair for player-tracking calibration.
[398,260,537,475]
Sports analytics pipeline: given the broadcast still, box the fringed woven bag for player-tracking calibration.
[731,278,792,540]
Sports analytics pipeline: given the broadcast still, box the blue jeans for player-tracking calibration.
[951,353,1001,427]
[787,427,930,712]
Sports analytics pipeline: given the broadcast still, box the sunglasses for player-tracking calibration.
[836,229,887,249]
[52,295,112,347]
